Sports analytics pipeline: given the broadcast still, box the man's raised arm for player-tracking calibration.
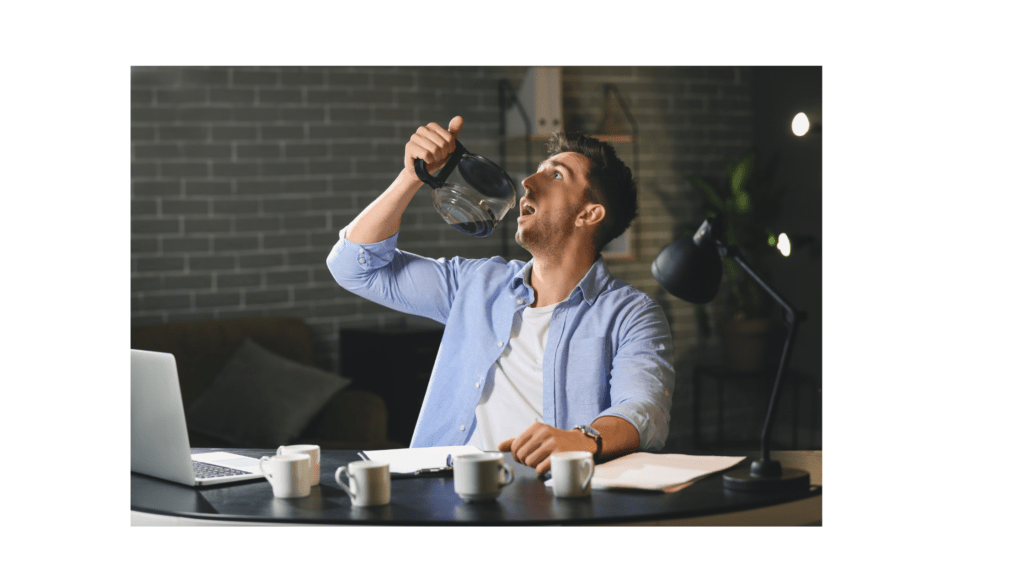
[344,116,463,244]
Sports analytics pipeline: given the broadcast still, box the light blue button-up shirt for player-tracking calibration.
[327,229,675,451]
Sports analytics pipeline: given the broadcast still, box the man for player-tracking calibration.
[327,116,674,475]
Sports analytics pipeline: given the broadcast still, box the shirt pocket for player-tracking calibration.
[565,337,610,406]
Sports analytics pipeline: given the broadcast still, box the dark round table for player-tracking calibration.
[131,449,822,526]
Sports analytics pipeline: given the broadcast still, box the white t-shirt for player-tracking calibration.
[466,275,555,450]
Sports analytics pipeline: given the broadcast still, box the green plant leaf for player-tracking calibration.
[734,190,752,214]
[731,151,755,194]
[689,150,774,320]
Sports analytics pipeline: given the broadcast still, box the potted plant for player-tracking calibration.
[687,150,781,371]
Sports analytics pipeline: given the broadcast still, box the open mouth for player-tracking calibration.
[521,201,536,216]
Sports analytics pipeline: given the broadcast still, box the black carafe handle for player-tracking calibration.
[414,140,467,190]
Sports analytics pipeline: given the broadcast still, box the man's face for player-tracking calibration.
[515,152,593,254]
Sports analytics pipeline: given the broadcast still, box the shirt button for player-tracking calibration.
[497,341,503,347]
[517,299,524,305]
[358,258,365,264]
[359,248,364,253]
[460,425,465,431]
[475,382,480,388]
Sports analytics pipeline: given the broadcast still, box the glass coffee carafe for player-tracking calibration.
[414,140,517,237]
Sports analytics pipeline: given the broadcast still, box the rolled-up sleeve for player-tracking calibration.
[598,302,675,452]
[326,227,460,325]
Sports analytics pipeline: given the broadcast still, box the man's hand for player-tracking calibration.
[403,116,464,177]
[497,422,597,475]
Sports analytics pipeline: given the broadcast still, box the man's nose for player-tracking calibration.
[521,172,537,192]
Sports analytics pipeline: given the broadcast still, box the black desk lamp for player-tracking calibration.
[652,218,811,492]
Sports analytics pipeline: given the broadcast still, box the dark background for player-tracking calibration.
[130,66,822,452]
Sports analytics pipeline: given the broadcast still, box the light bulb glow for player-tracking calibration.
[792,113,810,136]
[778,232,792,256]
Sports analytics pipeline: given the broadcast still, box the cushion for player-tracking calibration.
[185,338,351,447]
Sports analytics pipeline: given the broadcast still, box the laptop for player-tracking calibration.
[131,348,265,486]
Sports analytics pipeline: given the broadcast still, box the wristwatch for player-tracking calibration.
[573,425,602,459]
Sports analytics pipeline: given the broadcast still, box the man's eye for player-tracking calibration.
[553,171,562,179]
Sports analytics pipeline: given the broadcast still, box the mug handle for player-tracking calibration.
[334,466,358,500]
[259,456,275,487]
[276,445,285,456]
[581,460,594,491]
[498,462,515,487]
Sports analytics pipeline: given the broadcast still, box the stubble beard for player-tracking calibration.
[514,225,537,255]
[514,209,578,258]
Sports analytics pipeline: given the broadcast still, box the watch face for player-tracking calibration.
[577,425,600,437]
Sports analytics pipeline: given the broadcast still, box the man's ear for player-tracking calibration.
[577,203,606,228]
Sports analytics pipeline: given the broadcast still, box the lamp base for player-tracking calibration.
[723,463,810,493]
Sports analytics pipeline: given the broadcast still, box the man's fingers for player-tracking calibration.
[507,426,533,458]
[522,448,546,469]
[411,132,446,161]
[405,141,433,172]
[497,438,514,452]
[517,436,551,468]
[422,122,455,152]
[412,123,459,170]
[448,116,464,140]
[405,118,462,176]
[535,457,552,476]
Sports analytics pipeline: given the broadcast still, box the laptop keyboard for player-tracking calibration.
[193,460,249,479]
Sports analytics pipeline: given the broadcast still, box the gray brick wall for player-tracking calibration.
[130,66,755,389]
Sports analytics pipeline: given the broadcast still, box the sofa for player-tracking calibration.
[131,316,404,451]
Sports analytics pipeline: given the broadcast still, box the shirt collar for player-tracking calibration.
[576,256,612,305]
[510,257,611,306]
[512,261,534,290]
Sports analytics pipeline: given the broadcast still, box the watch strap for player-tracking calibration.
[573,425,602,460]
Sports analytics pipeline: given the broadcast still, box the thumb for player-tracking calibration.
[448,115,464,140]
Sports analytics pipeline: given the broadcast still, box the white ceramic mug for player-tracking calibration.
[550,451,594,498]
[335,461,390,507]
[277,444,321,486]
[259,453,312,498]
[453,452,515,503]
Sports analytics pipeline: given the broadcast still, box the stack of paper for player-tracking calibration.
[546,452,746,492]
[359,445,483,475]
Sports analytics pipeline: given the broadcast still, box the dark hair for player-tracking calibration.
[546,131,638,254]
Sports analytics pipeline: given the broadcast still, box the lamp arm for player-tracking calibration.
[718,245,806,468]
[719,245,799,323]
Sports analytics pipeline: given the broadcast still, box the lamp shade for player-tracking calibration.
[651,220,722,304]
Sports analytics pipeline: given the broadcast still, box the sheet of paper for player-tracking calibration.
[359,445,483,475]
[545,452,746,492]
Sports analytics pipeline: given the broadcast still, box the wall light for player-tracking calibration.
[791,112,810,136]
[776,232,815,258]
[777,232,792,256]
